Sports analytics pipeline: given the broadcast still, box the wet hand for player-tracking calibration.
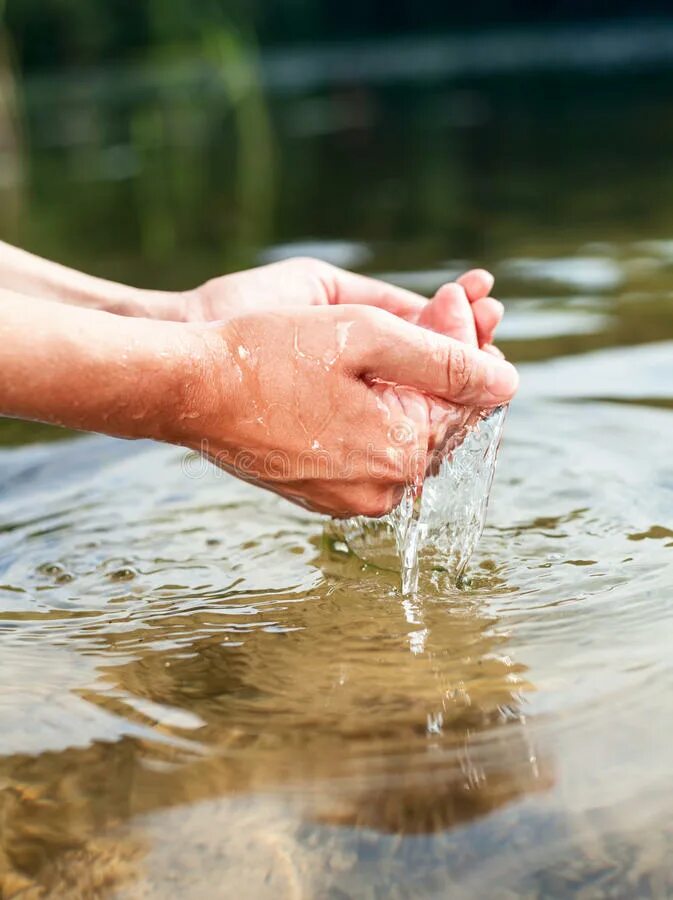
[171,305,518,517]
[186,258,503,347]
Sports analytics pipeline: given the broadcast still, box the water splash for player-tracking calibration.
[339,406,507,594]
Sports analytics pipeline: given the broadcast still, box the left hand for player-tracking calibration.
[182,258,503,349]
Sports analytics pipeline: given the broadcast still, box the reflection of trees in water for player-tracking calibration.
[2,10,276,279]
[0,540,550,894]
[129,10,275,269]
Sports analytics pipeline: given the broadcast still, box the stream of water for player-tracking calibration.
[2,37,673,898]
[339,406,508,594]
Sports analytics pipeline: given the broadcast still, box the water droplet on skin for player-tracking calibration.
[293,320,356,369]
[335,320,354,353]
[293,326,308,360]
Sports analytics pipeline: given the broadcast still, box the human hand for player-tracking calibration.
[184,258,503,348]
[0,241,504,350]
[171,304,518,517]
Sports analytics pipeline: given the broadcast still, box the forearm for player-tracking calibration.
[0,240,185,320]
[0,288,199,440]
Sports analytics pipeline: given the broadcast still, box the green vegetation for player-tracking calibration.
[4,0,673,73]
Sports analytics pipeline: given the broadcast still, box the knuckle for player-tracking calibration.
[288,256,332,277]
[358,305,386,330]
[446,343,472,397]
[288,257,337,304]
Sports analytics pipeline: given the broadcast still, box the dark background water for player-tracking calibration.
[1,6,673,898]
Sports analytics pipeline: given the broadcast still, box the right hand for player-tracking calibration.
[173,304,518,517]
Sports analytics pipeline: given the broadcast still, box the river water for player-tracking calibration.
[1,33,673,898]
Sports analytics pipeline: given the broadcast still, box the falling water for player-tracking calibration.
[339,406,507,594]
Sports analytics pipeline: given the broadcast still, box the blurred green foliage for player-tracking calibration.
[5,0,673,72]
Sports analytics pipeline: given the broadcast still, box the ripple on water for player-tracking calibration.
[1,351,673,896]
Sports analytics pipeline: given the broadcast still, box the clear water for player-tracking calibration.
[2,32,673,898]
[338,406,508,594]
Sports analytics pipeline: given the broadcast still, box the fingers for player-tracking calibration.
[454,270,503,348]
[417,283,478,346]
[355,311,519,407]
[336,269,498,329]
[457,268,494,303]
[321,262,508,371]
[322,263,504,346]
[328,267,427,322]
[472,297,504,346]
[421,275,502,348]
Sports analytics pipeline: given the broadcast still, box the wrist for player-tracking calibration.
[74,282,189,322]
[160,319,236,449]
[121,286,215,324]
[0,292,207,443]
[175,285,214,323]
[87,315,210,443]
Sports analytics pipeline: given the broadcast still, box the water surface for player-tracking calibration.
[2,37,673,897]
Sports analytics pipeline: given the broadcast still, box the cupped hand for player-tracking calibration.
[173,304,518,517]
[186,257,503,348]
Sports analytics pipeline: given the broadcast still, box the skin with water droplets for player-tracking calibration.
[0,253,516,519]
[340,276,510,590]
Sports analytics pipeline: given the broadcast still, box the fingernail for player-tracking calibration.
[486,359,519,401]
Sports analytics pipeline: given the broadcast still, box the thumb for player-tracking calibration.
[356,314,519,407]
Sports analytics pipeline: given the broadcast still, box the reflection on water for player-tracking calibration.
[0,438,550,897]
[2,36,673,899]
